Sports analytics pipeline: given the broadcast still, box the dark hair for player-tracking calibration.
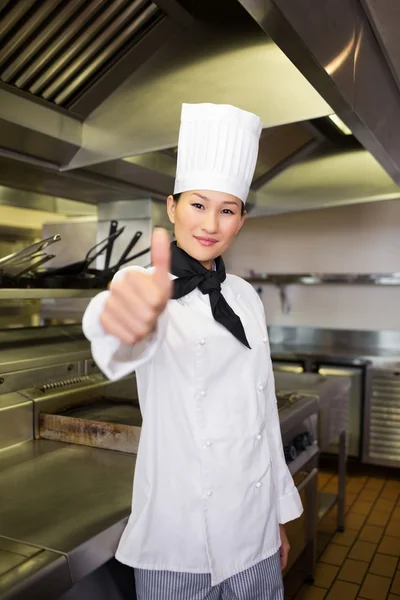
[173,193,245,216]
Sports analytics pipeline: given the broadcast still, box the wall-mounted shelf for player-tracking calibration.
[247,272,400,314]
[246,273,400,286]
[0,289,103,300]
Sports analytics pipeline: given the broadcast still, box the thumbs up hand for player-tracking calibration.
[100,228,172,345]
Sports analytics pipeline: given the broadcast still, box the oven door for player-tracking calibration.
[283,465,318,577]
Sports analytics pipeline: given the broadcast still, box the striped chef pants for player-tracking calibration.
[134,551,283,600]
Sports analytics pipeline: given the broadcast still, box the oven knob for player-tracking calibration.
[293,432,311,452]
[284,445,297,462]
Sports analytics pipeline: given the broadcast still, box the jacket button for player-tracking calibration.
[255,482,262,489]
[263,337,268,343]
[257,384,264,392]
[199,339,206,345]
[205,440,212,447]
[206,490,213,497]
[256,434,262,441]
[200,390,206,397]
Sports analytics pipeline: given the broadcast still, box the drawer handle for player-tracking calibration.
[297,468,318,493]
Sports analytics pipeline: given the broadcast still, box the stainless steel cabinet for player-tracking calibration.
[363,365,400,467]
[318,366,363,458]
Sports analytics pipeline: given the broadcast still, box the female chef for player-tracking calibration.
[82,103,303,600]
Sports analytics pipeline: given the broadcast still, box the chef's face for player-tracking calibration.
[167,190,246,269]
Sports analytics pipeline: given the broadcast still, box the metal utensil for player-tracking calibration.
[112,230,143,271]
[104,220,119,270]
[39,227,125,278]
[14,254,56,277]
[0,235,61,269]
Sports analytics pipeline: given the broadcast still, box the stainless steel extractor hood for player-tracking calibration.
[0,0,400,215]
[237,0,400,187]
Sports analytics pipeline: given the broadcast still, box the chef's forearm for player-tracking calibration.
[82,270,168,381]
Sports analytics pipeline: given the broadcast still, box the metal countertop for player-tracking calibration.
[0,440,135,587]
[270,343,400,366]
[0,386,329,598]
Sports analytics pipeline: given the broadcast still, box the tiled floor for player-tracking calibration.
[284,471,400,600]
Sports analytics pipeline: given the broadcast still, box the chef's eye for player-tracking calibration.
[192,203,205,210]
[221,209,234,214]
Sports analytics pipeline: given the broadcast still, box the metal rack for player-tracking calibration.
[247,272,400,286]
[0,289,102,300]
[248,272,400,314]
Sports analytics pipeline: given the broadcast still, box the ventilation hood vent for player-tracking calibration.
[0,0,400,216]
[0,0,164,110]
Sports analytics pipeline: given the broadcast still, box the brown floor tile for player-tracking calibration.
[332,529,359,547]
[391,570,400,595]
[352,501,374,516]
[346,512,367,530]
[366,511,390,527]
[284,568,305,598]
[318,474,332,491]
[348,541,377,562]
[325,579,359,600]
[313,563,339,589]
[359,490,380,502]
[320,543,349,567]
[388,595,400,600]
[323,482,339,494]
[379,490,400,502]
[369,553,398,578]
[374,498,396,513]
[358,573,391,600]
[345,493,359,509]
[379,488,399,501]
[294,584,327,600]
[377,535,400,557]
[392,507,400,521]
[319,515,338,535]
[317,532,334,559]
[347,480,366,493]
[384,480,400,491]
[365,478,386,491]
[385,518,400,538]
[338,558,368,584]
[359,525,385,544]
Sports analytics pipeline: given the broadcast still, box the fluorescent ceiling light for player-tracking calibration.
[328,114,352,135]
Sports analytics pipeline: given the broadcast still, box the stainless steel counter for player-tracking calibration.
[0,440,135,597]
[0,538,71,600]
[268,325,400,365]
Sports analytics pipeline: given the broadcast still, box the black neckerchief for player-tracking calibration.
[170,242,250,349]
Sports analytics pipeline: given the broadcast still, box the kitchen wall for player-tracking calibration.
[224,199,400,331]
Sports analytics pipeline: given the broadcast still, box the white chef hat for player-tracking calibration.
[173,103,263,204]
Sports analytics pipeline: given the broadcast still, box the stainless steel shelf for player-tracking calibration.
[247,273,400,286]
[318,491,338,522]
[0,289,102,300]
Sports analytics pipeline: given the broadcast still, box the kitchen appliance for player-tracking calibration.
[274,372,349,533]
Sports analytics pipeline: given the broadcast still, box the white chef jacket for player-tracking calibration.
[82,266,303,586]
